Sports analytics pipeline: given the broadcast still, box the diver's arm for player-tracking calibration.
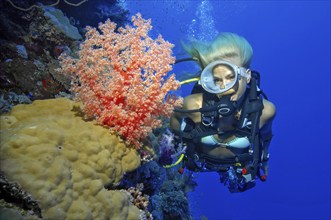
[170,94,202,132]
[259,99,276,177]
[170,112,182,132]
[260,99,276,128]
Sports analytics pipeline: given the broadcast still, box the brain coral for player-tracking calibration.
[0,98,141,219]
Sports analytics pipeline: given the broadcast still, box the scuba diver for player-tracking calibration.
[168,32,276,193]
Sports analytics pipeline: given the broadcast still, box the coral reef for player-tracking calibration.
[125,183,152,220]
[0,3,80,100]
[42,6,82,41]
[0,201,39,220]
[119,161,197,220]
[0,2,195,219]
[149,167,197,220]
[151,180,190,220]
[58,0,130,30]
[0,92,32,113]
[120,161,167,196]
[0,172,41,219]
[155,129,186,169]
[59,13,182,148]
[0,98,141,219]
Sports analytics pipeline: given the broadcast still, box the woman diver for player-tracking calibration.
[170,32,276,192]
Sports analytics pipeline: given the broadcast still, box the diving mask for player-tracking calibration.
[199,60,249,94]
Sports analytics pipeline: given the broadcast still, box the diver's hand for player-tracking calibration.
[260,161,269,181]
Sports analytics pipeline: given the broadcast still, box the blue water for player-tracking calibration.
[125,1,331,219]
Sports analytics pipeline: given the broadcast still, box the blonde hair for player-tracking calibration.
[183,32,253,69]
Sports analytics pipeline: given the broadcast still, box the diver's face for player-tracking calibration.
[212,65,238,96]
[212,64,250,99]
[213,65,235,88]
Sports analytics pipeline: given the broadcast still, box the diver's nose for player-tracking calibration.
[221,79,232,89]
[216,80,225,89]
[220,82,225,89]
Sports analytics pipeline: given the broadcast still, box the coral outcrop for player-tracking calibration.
[0,98,141,219]
[59,13,182,148]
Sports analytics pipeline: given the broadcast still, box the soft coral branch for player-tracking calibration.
[58,13,182,148]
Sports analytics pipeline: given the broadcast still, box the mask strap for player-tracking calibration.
[239,67,249,78]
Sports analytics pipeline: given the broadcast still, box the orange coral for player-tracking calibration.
[59,13,182,148]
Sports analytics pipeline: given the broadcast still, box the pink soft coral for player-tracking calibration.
[59,13,182,148]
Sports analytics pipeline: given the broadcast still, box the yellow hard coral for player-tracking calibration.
[0,98,141,219]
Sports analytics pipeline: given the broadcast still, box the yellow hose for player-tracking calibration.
[163,154,185,168]
[180,77,200,85]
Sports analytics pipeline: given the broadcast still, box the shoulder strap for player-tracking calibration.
[241,72,264,180]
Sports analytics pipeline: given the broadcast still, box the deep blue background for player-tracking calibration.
[126,1,330,219]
